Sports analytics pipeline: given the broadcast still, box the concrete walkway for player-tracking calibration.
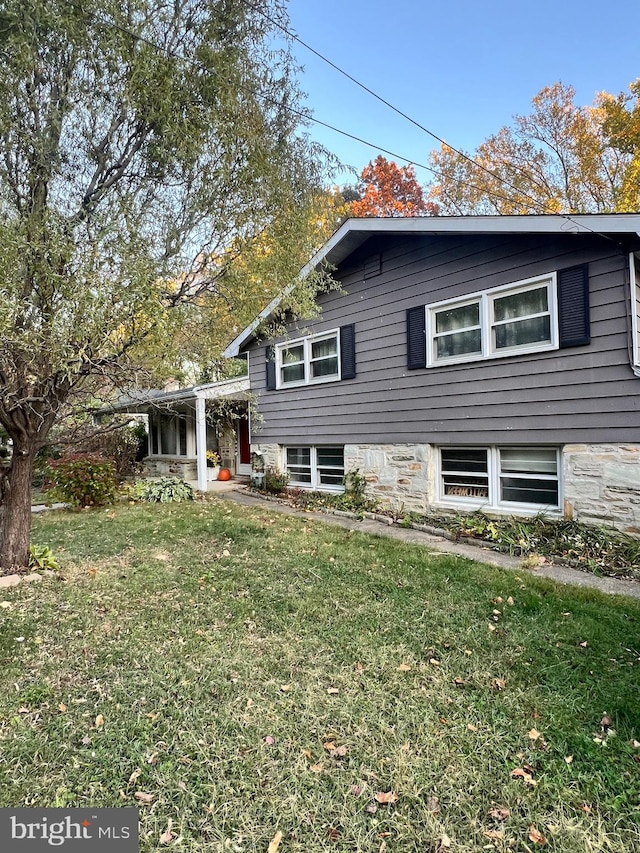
[221,488,640,601]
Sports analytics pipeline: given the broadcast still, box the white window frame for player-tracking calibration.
[149,412,190,458]
[284,446,345,492]
[437,446,562,515]
[426,274,558,367]
[276,330,341,389]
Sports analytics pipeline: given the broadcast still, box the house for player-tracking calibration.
[224,214,640,534]
[102,377,251,491]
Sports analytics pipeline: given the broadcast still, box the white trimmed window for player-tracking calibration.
[149,413,188,457]
[277,330,340,387]
[427,275,558,366]
[438,447,560,513]
[285,446,345,491]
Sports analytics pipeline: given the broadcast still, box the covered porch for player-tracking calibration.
[105,377,251,492]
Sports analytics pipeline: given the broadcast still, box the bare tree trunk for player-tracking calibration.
[0,449,35,573]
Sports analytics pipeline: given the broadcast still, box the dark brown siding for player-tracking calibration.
[245,233,640,445]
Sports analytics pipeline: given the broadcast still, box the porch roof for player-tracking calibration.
[98,376,250,415]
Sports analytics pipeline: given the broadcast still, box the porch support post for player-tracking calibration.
[195,395,208,492]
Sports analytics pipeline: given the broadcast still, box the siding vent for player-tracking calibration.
[558,264,590,348]
[364,253,381,279]
[407,306,427,369]
[339,324,356,379]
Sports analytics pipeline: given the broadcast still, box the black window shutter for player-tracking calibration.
[407,306,426,369]
[558,265,590,348]
[340,324,356,379]
[265,345,276,390]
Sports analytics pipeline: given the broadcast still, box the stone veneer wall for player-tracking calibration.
[563,444,640,535]
[252,441,640,535]
[143,457,198,481]
[344,444,434,513]
[252,443,281,472]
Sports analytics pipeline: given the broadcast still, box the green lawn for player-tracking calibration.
[1,499,639,852]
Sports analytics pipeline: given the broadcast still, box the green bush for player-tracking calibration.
[29,544,58,571]
[80,423,146,480]
[47,453,118,507]
[263,467,289,495]
[131,477,193,503]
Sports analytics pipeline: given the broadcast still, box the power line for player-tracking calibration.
[83,5,616,240]
[83,6,540,214]
[240,0,555,210]
[240,0,620,241]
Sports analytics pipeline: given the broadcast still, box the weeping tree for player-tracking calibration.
[0,0,334,571]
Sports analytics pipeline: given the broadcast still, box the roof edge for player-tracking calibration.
[223,214,640,357]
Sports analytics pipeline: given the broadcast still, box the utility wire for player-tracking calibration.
[84,8,542,213]
[241,0,556,210]
[85,5,617,240]
[241,0,621,241]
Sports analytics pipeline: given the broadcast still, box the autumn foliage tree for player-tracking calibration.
[428,82,640,215]
[350,155,438,217]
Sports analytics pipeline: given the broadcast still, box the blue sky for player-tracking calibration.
[286,0,640,188]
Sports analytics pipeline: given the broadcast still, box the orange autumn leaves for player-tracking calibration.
[350,155,439,218]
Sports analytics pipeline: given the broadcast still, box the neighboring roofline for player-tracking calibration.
[96,376,250,415]
[223,214,640,357]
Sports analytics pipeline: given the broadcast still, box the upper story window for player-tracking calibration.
[277,330,340,388]
[427,276,558,366]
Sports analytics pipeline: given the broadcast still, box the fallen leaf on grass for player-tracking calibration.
[429,658,440,666]
[483,829,504,839]
[327,687,339,695]
[511,768,537,787]
[528,825,547,844]
[397,663,412,671]
[487,806,510,821]
[95,714,104,728]
[159,819,173,845]
[528,728,541,741]
[467,723,478,732]
[330,744,348,758]
[134,791,155,804]
[437,833,452,850]
[267,830,283,853]
[326,826,340,841]
[350,785,364,796]
[564,755,573,764]
[491,678,506,690]
[427,795,440,813]
[128,768,142,785]
[453,677,465,687]
[279,684,291,692]
[264,735,275,745]
[374,791,398,805]
[58,703,67,713]
[310,763,324,773]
